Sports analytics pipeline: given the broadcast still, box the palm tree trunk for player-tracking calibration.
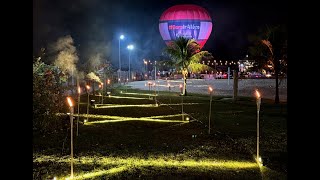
[182,69,188,96]
[274,59,279,104]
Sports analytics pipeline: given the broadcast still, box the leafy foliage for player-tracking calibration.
[248,24,287,103]
[33,57,68,133]
[164,37,214,95]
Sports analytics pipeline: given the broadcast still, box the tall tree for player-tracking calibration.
[164,37,213,95]
[249,24,287,104]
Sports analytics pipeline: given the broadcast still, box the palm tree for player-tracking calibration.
[249,24,287,104]
[164,37,213,96]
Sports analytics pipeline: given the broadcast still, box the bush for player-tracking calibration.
[33,58,68,133]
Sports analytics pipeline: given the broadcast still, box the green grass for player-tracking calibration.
[33,87,287,179]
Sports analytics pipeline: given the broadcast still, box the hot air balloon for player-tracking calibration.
[159,4,213,49]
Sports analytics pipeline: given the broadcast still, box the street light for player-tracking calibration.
[127,44,134,81]
[85,85,90,123]
[255,89,262,166]
[66,97,74,179]
[208,86,213,134]
[118,34,125,83]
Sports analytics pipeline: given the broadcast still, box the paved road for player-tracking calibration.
[127,78,287,102]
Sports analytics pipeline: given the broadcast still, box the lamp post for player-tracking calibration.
[126,78,128,92]
[180,84,184,121]
[77,86,81,136]
[153,82,157,106]
[118,35,125,83]
[127,44,134,81]
[101,83,104,104]
[208,86,213,134]
[85,85,90,123]
[66,97,74,179]
[255,89,262,165]
[107,79,110,93]
[168,83,171,104]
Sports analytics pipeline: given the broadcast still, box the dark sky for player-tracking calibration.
[33,0,288,71]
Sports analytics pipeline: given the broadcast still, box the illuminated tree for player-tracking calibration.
[164,37,213,95]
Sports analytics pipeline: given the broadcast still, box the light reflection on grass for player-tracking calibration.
[93,103,203,109]
[85,118,188,125]
[120,92,155,96]
[107,95,149,100]
[34,155,259,180]
[94,104,157,108]
[70,166,128,180]
[57,113,187,124]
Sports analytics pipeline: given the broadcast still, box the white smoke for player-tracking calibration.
[86,72,101,83]
[53,35,79,75]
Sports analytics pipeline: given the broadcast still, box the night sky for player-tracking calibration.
[33,0,288,70]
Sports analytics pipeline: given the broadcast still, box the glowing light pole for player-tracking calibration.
[126,78,129,92]
[180,84,184,121]
[153,82,157,106]
[100,83,104,104]
[77,86,81,136]
[118,35,125,83]
[255,90,262,165]
[127,44,134,81]
[208,86,213,134]
[168,83,171,104]
[66,97,74,179]
[85,85,90,123]
[107,79,110,93]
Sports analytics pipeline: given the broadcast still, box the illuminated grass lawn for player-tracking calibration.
[34,154,261,179]
[34,88,287,179]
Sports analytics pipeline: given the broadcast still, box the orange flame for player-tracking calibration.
[209,86,213,92]
[67,97,73,107]
[78,87,81,94]
[255,90,260,98]
[86,85,90,90]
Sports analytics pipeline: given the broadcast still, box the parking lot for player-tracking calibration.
[127,78,287,102]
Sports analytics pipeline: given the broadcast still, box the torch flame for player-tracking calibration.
[78,87,81,94]
[209,86,213,92]
[255,90,260,98]
[86,85,90,90]
[67,97,73,107]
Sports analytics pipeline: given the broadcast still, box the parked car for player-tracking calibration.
[248,72,265,79]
